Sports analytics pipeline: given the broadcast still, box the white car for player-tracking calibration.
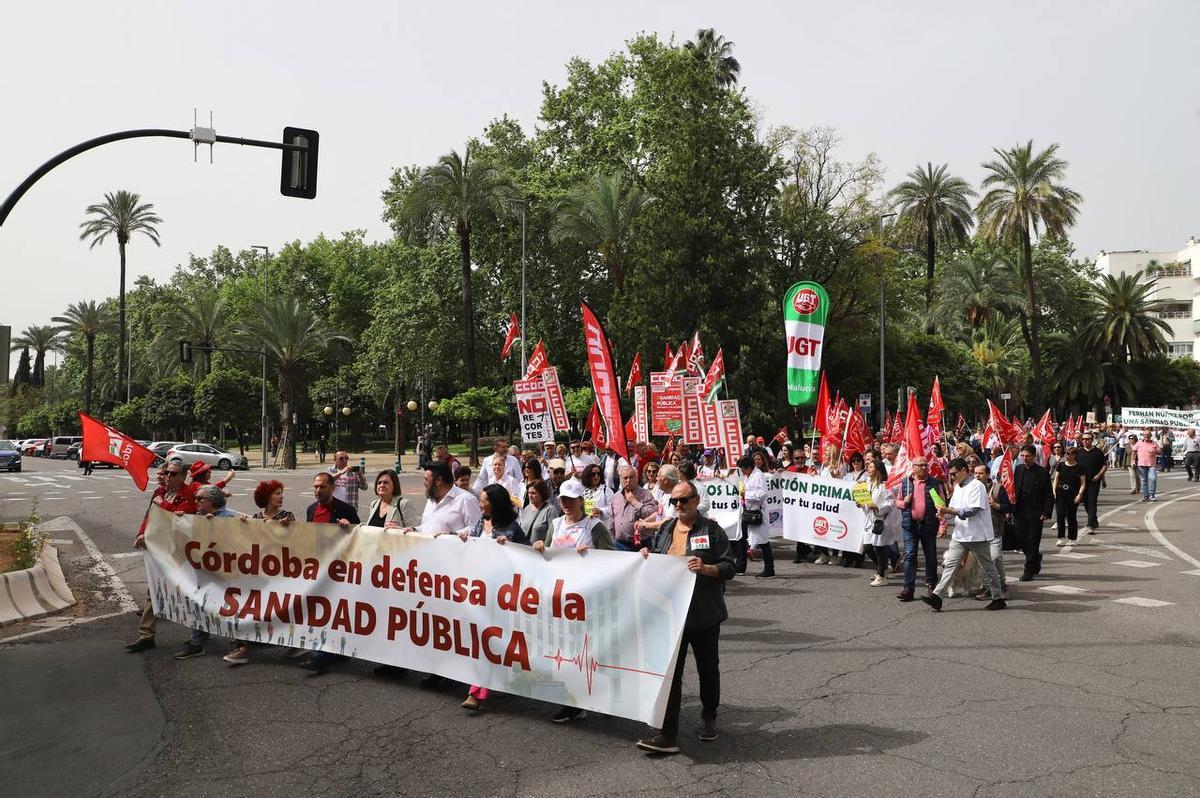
[165,443,248,471]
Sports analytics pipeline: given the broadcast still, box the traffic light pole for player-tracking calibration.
[0,127,311,227]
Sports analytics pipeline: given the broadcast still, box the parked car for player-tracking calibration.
[165,443,248,471]
[23,439,47,456]
[0,440,22,472]
[147,441,184,459]
[48,436,83,459]
[70,441,117,469]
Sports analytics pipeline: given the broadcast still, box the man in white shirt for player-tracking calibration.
[921,457,1006,611]
[1183,428,1200,482]
[417,462,482,535]
[565,441,599,477]
[473,437,523,493]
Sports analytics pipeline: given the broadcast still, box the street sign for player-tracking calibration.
[1000,393,1012,400]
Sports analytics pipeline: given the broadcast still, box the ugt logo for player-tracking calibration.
[792,288,820,315]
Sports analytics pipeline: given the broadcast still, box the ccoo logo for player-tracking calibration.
[792,288,820,315]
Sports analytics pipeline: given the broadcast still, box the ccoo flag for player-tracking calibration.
[783,281,830,406]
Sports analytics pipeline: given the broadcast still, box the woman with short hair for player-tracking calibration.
[367,469,411,528]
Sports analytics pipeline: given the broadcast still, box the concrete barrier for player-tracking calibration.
[0,543,76,625]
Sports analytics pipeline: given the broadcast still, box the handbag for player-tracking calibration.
[743,508,764,525]
[871,518,885,537]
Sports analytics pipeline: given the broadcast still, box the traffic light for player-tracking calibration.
[179,340,192,364]
[280,127,318,199]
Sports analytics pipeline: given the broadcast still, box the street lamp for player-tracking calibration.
[407,400,418,412]
[878,212,897,430]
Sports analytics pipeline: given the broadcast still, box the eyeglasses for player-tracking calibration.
[669,495,697,506]
[166,471,182,477]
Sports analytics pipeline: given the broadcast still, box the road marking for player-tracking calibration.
[1112,597,1174,608]
[1094,542,1173,561]
[37,516,138,613]
[1054,552,1098,559]
[1112,560,1161,568]
[0,609,132,644]
[1144,494,1200,569]
[1181,569,1200,577]
[110,551,143,559]
[41,496,64,501]
[1039,585,1088,594]
[47,538,75,546]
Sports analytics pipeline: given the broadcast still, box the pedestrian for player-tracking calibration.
[518,479,559,544]
[473,438,523,493]
[316,434,327,464]
[579,463,614,524]
[636,480,735,753]
[922,458,1006,611]
[305,472,360,526]
[974,463,1012,600]
[1133,432,1161,502]
[175,486,240,661]
[813,444,845,566]
[859,457,900,587]
[1052,446,1084,547]
[1182,428,1200,482]
[1012,445,1054,581]
[735,455,773,578]
[1126,431,1142,494]
[610,463,659,551]
[895,456,946,602]
[124,463,183,654]
[1074,431,1107,533]
[326,450,367,510]
[82,456,95,476]
[366,469,412,528]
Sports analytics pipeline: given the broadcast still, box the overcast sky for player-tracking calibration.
[3,1,1198,378]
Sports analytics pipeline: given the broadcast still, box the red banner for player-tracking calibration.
[501,313,520,360]
[999,449,1016,504]
[524,340,548,380]
[926,375,944,428]
[717,400,744,466]
[650,371,683,437]
[681,376,703,444]
[540,366,570,433]
[581,302,628,459]
[79,412,156,490]
[633,385,649,444]
[625,352,643,396]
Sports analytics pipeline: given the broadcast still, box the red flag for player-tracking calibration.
[883,410,892,438]
[814,371,830,435]
[664,341,687,384]
[955,412,967,435]
[699,348,725,403]
[843,407,872,460]
[524,340,549,380]
[660,434,675,464]
[686,331,705,375]
[624,415,636,443]
[625,352,643,396]
[987,400,1019,446]
[79,412,156,491]
[1031,409,1055,443]
[998,449,1016,503]
[885,443,911,491]
[773,426,790,444]
[888,409,903,444]
[903,392,923,464]
[663,342,674,369]
[585,404,607,448]
[500,313,520,360]
[580,301,628,459]
[927,376,944,428]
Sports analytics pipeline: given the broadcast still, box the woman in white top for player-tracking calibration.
[737,456,773,578]
[858,457,901,587]
[486,456,523,501]
[578,464,613,524]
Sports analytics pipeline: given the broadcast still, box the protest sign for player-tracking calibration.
[633,385,649,443]
[1117,407,1200,429]
[651,371,683,436]
[700,393,722,454]
[718,399,744,465]
[144,510,696,725]
[540,367,571,433]
[514,379,554,444]
[681,376,703,444]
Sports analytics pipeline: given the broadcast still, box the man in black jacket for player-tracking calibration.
[1074,431,1108,533]
[637,480,735,754]
[1013,445,1054,581]
[306,472,361,526]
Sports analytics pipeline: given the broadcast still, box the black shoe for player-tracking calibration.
[636,733,680,753]
[985,599,1007,610]
[755,571,776,579]
[125,637,156,653]
[896,588,915,602]
[699,720,718,742]
[919,594,943,612]
[551,706,586,723]
[1019,573,1034,582]
[174,642,205,660]
[420,674,447,689]
[373,665,406,678]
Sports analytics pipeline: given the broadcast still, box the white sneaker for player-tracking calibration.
[815,554,828,565]
[870,575,887,587]
[1056,539,1067,548]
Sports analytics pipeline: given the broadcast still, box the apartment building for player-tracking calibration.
[1094,236,1200,359]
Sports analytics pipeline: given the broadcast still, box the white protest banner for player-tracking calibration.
[682,376,703,444]
[541,367,571,433]
[144,510,696,725]
[650,371,683,436]
[514,379,554,444]
[633,385,649,443]
[694,473,864,553]
[718,399,744,465]
[1117,407,1200,429]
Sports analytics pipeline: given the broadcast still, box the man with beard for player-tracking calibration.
[412,461,481,536]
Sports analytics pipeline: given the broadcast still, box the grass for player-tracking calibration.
[2,500,44,573]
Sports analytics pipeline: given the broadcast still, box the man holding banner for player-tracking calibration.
[638,480,735,753]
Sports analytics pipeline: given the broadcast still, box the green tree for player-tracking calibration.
[150,290,229,379]
[976,142,1082,402]
[685,28,741,87]
[79,190,162,399]
[1082,272,1172,364]
[241,294,347,468]
[935,247,1020,336]
[888,162,976,332]
[550,172,651,291]
[10,348,32,394]
[140,374,194,439]
[10,325,62,387]
[194,367,260,453]
[52,300,110,414]
[108,397,150,439]
[434,387,509,448]
[563,386,594,426]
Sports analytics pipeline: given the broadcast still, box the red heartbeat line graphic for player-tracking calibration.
[543,633,665,695]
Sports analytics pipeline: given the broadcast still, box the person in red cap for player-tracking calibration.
[187,460,236,494]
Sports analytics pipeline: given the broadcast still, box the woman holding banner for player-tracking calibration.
[813,444,846,565]
[858,458,901,586]
[579,464,614,523]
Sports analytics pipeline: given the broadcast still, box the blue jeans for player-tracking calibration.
[1138,466,1157,499]
[903,528,939,590]
[188,628,210,646]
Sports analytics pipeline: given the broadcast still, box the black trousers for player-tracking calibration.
[1013,515,1044,574]
[1082,480,1101,528]
[758,541,775,575]
[1185,452,1200,480]
[661,623,721,740]
[733,534,749,573]
[1055,495,1079,540]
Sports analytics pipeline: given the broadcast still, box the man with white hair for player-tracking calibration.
[611,462,658,550]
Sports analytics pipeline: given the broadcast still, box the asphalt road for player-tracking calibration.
[4,459,1200,797]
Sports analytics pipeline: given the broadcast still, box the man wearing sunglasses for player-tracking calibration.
[923,458,1006,611]
[1075,431,1106,533]
[637,481,735,754]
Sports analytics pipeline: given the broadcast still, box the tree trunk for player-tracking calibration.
[280,373,296,469]
[1020,226,1042,409]
[923,217,936,334]
[84,335,95,414]
[118,240,127,402]
[458,222,480,467]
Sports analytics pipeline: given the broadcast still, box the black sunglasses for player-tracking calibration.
[669,495,698,506]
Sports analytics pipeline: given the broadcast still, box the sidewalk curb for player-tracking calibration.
[0,543,76,625]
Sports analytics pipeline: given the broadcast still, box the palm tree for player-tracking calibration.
[10,324,62,387]
[976,142,1082,400]
[150,291,228,379]
[1082,272,1172,364]
[241,294,347,469]
[551,172,652,292]
[685,28,741,88]
[936,249,1021,336]
[970,316,1026,399]
[888,163,976,332]
[52,300,110,413]
[79,190,162,400]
